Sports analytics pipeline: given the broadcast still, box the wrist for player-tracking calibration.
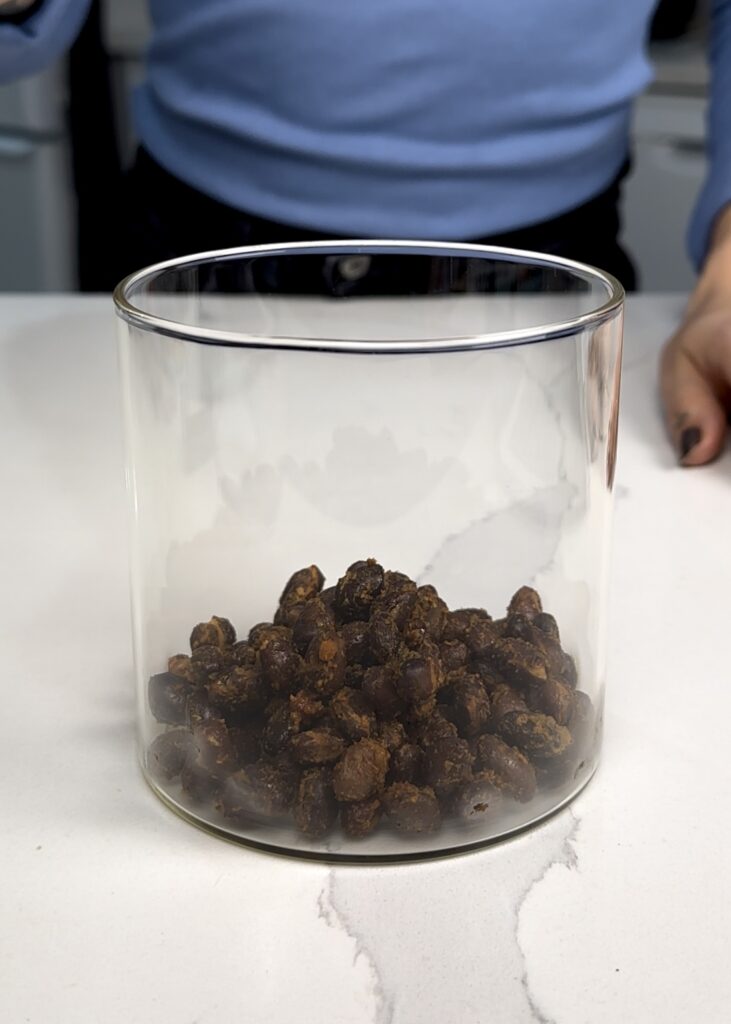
[0,0,36,10]
[710,203,731,250]
[0,0,41,22]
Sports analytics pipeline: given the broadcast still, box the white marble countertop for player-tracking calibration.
[2,294,731,1024]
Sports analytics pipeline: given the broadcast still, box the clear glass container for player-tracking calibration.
[114,241,623,862]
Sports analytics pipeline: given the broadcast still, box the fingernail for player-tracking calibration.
[680,426,702,460]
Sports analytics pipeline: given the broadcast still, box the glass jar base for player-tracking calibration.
[141,758,599,864]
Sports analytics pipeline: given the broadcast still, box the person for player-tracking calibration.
[1,0,730,467]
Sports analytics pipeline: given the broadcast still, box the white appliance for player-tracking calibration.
[102,0,150,168]
[0,60,75,291]
[620,30,709,291]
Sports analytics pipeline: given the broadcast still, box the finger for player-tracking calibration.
[660,340,727,466]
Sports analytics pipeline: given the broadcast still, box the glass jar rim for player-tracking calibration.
[113,239,624,354]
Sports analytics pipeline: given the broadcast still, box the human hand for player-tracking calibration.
[660,204,731,466]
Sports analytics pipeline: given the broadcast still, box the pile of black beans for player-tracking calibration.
[147,560,593,840]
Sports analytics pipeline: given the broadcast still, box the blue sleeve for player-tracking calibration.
[0,0,93,84]
[688,0,731,269]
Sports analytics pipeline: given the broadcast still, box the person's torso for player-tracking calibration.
[137,1,657,236]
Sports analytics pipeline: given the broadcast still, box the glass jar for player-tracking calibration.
[114,241,623,861]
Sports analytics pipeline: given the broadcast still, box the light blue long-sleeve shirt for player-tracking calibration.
[1,0,728,267]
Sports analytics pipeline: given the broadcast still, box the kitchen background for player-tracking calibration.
[0,0,710,293]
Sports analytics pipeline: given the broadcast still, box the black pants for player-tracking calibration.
[114,148,636,291]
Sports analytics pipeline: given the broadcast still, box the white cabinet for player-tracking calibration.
[0,133,74,291]
[621,93,707,292]
[102,0,150,169]
[0,62,75,292]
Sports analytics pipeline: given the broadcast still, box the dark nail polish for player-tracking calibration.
[680,426,701,460]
